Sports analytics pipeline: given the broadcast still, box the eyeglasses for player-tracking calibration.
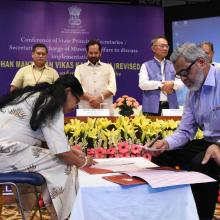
[154,44,170,49]
[74,94,80,103]
[175,60,196,79]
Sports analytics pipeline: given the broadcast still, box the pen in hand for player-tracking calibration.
[146,134,162,148]
[140,134,162,155]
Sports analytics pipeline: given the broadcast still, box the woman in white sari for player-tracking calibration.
[0,74,94,219]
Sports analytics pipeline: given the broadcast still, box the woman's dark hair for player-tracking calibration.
[0,74,83,131]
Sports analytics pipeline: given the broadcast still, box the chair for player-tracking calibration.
[0,172,46,220]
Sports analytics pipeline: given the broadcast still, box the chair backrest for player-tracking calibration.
[0,172,45,186]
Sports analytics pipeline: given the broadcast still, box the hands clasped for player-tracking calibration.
[161,81,174,95]
[89,95,103,108]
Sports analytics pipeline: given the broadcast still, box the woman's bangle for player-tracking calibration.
[79,156,88,168]
[101,94,104,101]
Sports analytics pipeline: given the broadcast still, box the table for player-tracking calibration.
[70,158,199,220]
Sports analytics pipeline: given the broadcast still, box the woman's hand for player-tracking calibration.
[83,156,97,167]
[71,148,85,158]
[71,148,96,167]
[57,150,97,168]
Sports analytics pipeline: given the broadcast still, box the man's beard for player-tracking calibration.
[188,69,206,91]
[88,57,99,65]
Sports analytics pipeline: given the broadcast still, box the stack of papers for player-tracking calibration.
[124,168,216,188]
[81,158,216,188]
[81,157,157,174]
[92,161,141,172]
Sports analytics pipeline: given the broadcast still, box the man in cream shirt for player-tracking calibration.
[74,40,117,109]
[10,43,59,91]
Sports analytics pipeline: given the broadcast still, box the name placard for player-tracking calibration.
[161,109,183,116]
[76,109,110,116]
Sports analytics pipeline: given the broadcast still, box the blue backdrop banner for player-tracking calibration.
[0,1,164,103]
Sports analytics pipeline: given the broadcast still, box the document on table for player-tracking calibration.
[81,158,157,174]
[124,168,216,188]
[92,160,141,172]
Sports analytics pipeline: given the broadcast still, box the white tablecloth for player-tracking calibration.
[70,158,199,220]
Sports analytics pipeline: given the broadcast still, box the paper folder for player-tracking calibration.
[102,174,146,186]
[80,167,112,174]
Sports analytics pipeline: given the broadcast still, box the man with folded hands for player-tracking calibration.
[139,36,183,115]
[74,39,117,109]
[148,43,220,220]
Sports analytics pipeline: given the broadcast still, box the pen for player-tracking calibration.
[145,134,161,148]
[119,162,135,166]
[140,135,161,156]
[110,162,135,166]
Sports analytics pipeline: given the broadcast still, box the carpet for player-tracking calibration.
[0,205,50,220]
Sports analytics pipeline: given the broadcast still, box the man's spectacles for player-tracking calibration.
[154,44,170,49]
[175,60,196,79]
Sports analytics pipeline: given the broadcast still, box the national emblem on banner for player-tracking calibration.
[68,6,82,26]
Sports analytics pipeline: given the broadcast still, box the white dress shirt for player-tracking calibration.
[75,61,117,109]
[138,57,183,101]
